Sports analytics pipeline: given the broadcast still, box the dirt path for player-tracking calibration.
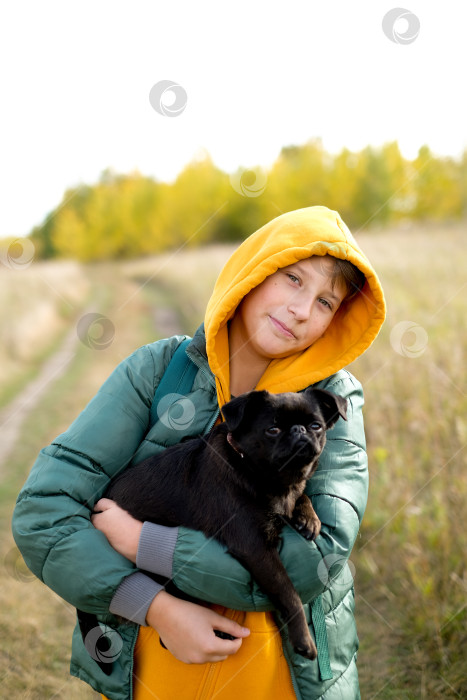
[0,319,82,472]
[0,270,186,698]
[0,280,184,477]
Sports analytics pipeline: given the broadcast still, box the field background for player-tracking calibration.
[1,224,466,698]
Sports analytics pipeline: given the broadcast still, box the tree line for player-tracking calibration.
[26,140,467,260]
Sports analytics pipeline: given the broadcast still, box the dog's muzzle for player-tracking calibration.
[291,432,316,456]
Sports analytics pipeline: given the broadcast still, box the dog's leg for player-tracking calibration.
[290,494,321,541]
[226,528,317,659]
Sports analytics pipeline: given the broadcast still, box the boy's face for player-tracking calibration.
[232,256,347,360]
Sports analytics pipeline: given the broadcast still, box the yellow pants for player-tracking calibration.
[103,608,296,699]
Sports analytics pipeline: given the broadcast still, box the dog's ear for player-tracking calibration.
[221,390,270,432]
[306,388,348,429]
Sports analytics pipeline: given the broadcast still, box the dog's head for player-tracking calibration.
[221,388,347,486]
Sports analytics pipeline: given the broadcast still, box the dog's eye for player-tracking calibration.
[308,422,323,432]
[265,426,281,436]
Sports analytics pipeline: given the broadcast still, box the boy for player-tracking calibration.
[12,206,386,699]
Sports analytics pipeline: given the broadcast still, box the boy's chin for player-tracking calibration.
[262,340,310,359]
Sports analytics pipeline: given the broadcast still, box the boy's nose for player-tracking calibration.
[287,296,314,320]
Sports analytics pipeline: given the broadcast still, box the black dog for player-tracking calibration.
[79,387,347,666]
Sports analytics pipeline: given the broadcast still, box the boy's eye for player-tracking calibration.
[286,273,300,284]
[318,297,333,310]
[265,426,281,436]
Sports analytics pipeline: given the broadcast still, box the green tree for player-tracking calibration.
[325,148,359,227]
[26,140,467,261]
[163,152,232,248]
[412,146,464,220]
[351,145,395,228]
[266,139,330,216]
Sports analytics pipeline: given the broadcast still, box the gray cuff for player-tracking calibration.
[109,572,163,626]
[136,522,179,578]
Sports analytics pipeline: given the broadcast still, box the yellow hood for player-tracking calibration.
[204,205,386,407]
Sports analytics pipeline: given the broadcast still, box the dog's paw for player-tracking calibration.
[303,515,321,541]
[288,615,317,660]
[294,641,318,660]
[291,495,321,541]
[293,514,321,541]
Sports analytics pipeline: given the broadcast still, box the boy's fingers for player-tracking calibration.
[213,617,250,639]
[206,635,243,660]
[93,498,114,512]
[214,636,244,658]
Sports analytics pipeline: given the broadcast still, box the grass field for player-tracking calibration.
[0,260,91,409]
[1,224,466,698]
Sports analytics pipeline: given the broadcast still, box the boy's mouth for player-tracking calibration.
[269,316,296,339]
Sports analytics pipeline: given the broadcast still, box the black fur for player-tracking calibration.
[79,387,347,665]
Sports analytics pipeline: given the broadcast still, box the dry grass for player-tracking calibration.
[349,223,467,698]
[0,265,153,698]
[0,260,90,406]
[1,223,466,698]
[121,244,235,334]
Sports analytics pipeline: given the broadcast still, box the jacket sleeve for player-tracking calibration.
[170,370,368,611]
[11,337,183,615]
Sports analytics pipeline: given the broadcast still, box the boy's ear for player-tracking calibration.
[221,390,270,432]
[306,388,348,429]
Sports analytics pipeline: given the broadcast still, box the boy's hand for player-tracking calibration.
[146,591,250,664]
[91,498,142,563]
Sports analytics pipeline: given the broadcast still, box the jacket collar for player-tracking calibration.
[186,323,216,389]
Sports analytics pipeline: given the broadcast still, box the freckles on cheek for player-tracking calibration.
[313,320,330,341]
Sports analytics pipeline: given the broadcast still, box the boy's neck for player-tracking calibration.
[228,320,270,396]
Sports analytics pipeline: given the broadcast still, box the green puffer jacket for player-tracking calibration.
[12,325,368,700]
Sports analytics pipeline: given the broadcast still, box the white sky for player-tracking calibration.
[1,0,466,238]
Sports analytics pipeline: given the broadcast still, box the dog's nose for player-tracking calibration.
[291,424,307,435]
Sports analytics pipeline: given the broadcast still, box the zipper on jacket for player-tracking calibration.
[186,345,217,389]
[283,650,301,700]
[277,621,301,700]
[185,338,223,432]
[128,624,139,700]
[185,346,221,432]
[206,409,220,433]
[198,662,219,700]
